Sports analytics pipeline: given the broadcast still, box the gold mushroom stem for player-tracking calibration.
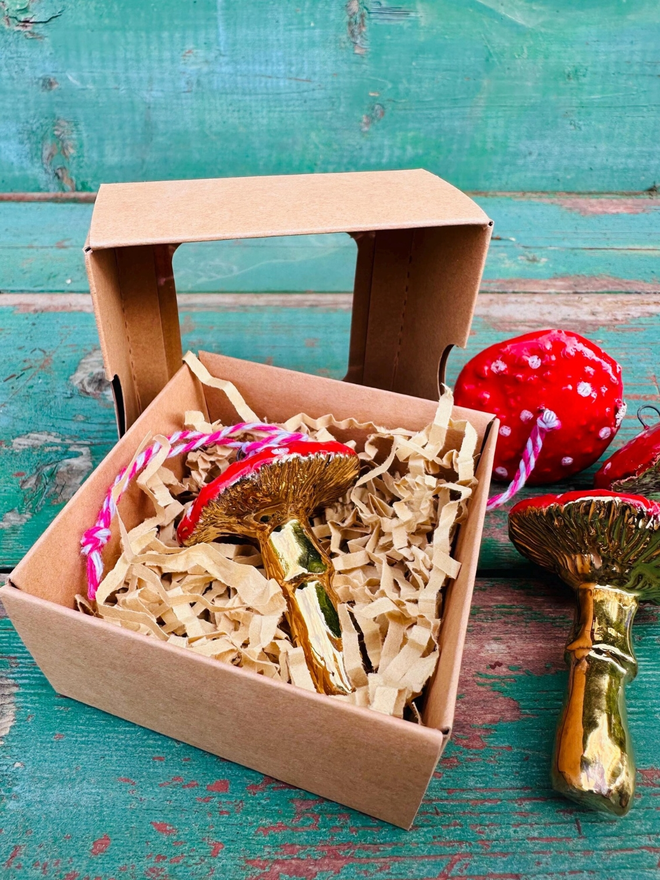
[261,515,354,696]
[553,584,638,816]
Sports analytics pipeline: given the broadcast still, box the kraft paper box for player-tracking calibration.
[0,170,497,829]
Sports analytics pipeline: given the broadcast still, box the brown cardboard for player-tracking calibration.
[86,169,491,430]
[1,170,495,829]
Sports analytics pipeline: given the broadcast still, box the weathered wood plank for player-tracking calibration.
[1,292,658,573]
[1,2,659,193]
[1,195,658,293]
[1,576,660,878]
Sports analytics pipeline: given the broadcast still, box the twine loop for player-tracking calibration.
[81,422,308,601]
[486,408,561,511]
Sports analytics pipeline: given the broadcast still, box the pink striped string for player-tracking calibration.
[486,409,561,511]
[81,422,308,601]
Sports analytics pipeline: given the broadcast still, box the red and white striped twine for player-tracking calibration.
[486,409,561,511]
[82,409,560,598]
[81,422,307,601]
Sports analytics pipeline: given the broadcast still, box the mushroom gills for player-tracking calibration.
[509,491,660,816]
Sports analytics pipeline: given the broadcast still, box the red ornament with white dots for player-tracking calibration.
[454,329,625,485]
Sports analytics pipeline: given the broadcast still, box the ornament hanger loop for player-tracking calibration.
[637,405,660,429]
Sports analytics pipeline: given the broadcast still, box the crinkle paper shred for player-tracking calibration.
[79,353,479,720]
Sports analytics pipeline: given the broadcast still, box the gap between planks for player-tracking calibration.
[1,191,659,202]
[2,292,659,327]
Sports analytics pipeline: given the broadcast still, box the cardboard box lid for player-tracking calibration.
[85,170,492,431]
[89,169,489,249]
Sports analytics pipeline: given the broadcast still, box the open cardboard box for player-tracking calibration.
[0,170,497,829]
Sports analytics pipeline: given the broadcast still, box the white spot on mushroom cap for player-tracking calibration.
[527,355,541,369]
[491,359,507,374]
[615,400,627,427]
[520,410,533,422]
[499,425,512,437]
[562,456,573,466]
[599,427,612,440]
[495,466,508,478]
[577,382,593,398]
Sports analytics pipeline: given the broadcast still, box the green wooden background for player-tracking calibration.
[1,2,660,878]
[2,0,660,193]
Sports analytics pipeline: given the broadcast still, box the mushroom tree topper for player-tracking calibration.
[454,329,625,490]
[178,438,360,697]
[595,407,660,498]
[509,489,660,816]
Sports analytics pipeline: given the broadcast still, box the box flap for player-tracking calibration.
[89,170,489,249]
[86,170,492,431]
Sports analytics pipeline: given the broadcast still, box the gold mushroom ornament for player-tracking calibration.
[509,489,660,816]
[177,438,360,697]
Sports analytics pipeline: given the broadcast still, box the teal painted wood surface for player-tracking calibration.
[1,195,659,294]
[3,576,660,879]
[2,1,660,867]
[1,1,660,193]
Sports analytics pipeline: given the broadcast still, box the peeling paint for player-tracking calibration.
[20,444,92,506]
[0,509,31,529]
[151,822,177,835]
[3,845,24,869]
[0,192,95,202]
[346,0,367,54]
[0,673,17,744]
[482,275,660,294]
[6,431,94,522]
[42,118,77,192]
[40,75,59,91]
[1,0,62,38]
[69,349,112,400]
[3,293,95,312]
[475,293,660,333]
[89,834,111,856]
[360,102,385,133]
[539,196,659,216]
[1,293,355,313]
[11,431,64,450]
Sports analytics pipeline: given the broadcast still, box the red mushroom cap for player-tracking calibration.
[594,421,660,493]
[178,439,358,545]
[454,329,625,485]
[510,488,660,518]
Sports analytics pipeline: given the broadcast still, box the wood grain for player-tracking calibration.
[1,2,659,193]
[1,195,658,294]
[1,577,660,878]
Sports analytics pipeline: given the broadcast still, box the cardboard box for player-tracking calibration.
[0,170,497,829]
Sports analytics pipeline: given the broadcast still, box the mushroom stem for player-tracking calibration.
[554,584,638,816]
[261,515,353,696]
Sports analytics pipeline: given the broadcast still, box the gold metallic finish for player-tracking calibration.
[509,495,660,816]
[266,518,328,582]
[555,584,637,815]
[184,451,359,696]
[260,516,353,695]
